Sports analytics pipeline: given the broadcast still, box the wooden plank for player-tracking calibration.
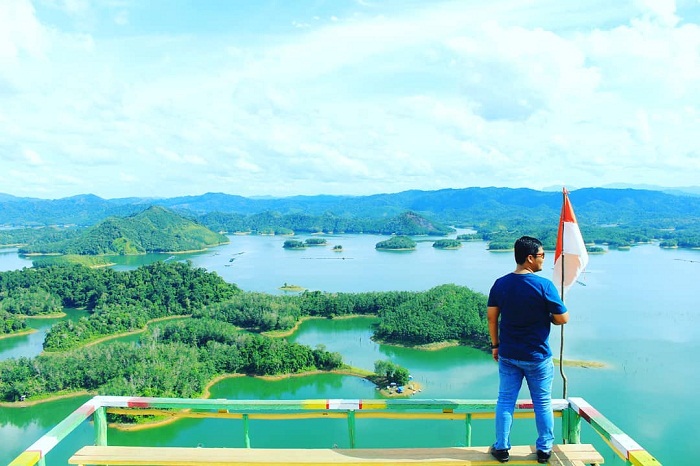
[628,450,662,466]
[7,451,41,466]
[69,444,604,465]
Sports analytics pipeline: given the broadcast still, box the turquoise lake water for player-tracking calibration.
[1,234,698,465]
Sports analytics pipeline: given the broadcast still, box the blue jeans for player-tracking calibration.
[494,356,554,452]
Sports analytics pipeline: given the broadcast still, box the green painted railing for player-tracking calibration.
[8,395,661,466]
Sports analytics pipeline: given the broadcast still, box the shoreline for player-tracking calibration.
[39,315,192,353]
[372,338,462,351]
[553,358,608,369]
[0,328,38,340]
[24,312,68,319]
[0,311,68,340]
[0,390,93,408]
[279,284,306,292]
[82,315,192,348]
[19,241,230,258]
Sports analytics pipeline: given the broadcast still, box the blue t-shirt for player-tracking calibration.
[487,272,567,361]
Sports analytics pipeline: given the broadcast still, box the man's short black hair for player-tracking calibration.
[514,236,543,264]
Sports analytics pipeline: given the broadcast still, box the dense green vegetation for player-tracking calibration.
[456,233,481,241]
[305,238,327,246]
[1,269,490,345]
[0,263,491,401]
[31,255,115,268]
[0,286,62,317]
[0,319,343,402]
[17,206,228,256]
[195,290,415,332]
[487,241,513,251]
[283,240,306,249]
[378,211,453,236]
[478,223,672,252]
[374,284,489,348]
[375,236,417,250]
[200,210,453,237]
[197,285,489,347]
[0,261,239,346]
[433,239,462,249]
[196,292,302,332]
[372,360,410,386]
[0,227,80,248]
[0,310,27,335]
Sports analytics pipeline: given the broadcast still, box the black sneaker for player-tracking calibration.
[536,449,551,463]
[489,446,510,463]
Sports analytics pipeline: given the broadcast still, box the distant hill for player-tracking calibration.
[601,183,700,197]
[196,209,453,236]
[378,211,453,236]
[0,193,144,226]
[3,187,700,230]
[18,206,228,255]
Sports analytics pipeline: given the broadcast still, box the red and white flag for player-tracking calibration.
[553,188,588,299]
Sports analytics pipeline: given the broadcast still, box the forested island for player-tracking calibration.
[13,206,227,256]
[305,238,328,246]
[0,262,490,402]
[375,236,417,250]
[282,240,306,249]
[433,239,462,249]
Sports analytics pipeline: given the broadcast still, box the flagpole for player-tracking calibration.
[554,187,588,444]
[559,188,568,400]
[558,188,569,445]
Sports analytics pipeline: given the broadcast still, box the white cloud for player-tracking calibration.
[0,0,48,60]
[55,0,91,16]
[22,148,43,165]
[232,158,262,173]
[1,0,699,198]
[118,171,138,183]
[635,0,679,26]
[183,154,207,165]
[114,10,129,26]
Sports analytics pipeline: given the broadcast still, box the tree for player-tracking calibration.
[375,236,417,250]
[373,360,410,386]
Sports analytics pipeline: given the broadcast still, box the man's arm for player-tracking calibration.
[551,312,569,325]
[487,306,500,361]
[546,281,568,325]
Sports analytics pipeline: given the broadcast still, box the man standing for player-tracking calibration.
[487,236,568,464]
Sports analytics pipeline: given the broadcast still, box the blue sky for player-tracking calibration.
[1,0,699,199]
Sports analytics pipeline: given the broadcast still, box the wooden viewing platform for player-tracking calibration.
[69,444,603,465]
[9,396,661,466]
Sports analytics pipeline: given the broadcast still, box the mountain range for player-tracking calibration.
[2,187,700,228]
